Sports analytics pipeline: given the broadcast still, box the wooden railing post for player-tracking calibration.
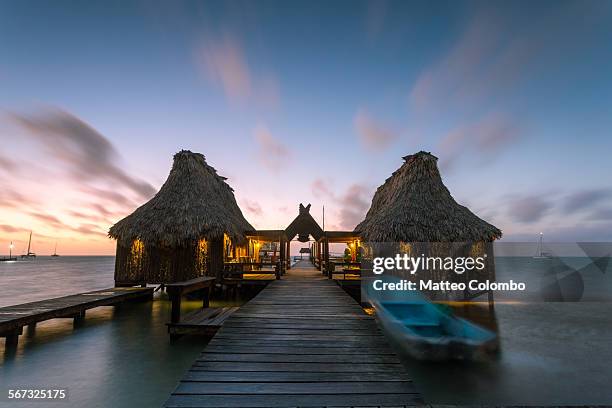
[170,295,182,324]
[203,287,210,308]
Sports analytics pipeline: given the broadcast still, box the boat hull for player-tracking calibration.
[374,307,499,361]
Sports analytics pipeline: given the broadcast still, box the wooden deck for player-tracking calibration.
[164,261,422,408]
[0,287,153,349]
[168,307,239,338]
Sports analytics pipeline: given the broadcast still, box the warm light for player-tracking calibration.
[9,242,14,249]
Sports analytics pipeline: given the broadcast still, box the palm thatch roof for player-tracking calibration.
[109,150,253,246]
[354,151,502,242]
[285,203,324,242]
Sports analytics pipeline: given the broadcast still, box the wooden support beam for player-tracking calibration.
[203,287,210,309]
[73,310,86,326]
[171,296,182,324]
[4,326,23,350]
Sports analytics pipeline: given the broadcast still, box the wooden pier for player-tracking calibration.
[164,261,422,408]
[0,287,153,349]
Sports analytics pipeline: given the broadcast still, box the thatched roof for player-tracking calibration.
[354,151,502,242]
[109,150,253,246]
[285,203,324,242]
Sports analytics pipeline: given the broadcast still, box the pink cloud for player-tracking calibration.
[0,155,17,172]
[311,178,334,199]
[0,224,24,233]
[254,126,291,171]
[198,36,251,101]
[309,178,373,230]
[195,36,280,107]
[354,109,398,151]
[336,184,371,230]
[242,199,263,216]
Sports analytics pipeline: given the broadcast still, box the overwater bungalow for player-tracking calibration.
[109,150,254,286]
[355,151,502,301]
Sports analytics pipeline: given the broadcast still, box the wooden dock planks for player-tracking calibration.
[164,265,422,408]
[0,287,153,348]
[167,307,240,338]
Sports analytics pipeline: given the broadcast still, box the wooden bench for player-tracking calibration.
[166,307,239,338]
[223,262,281,280]
[329,261,361,279]
[165,277,216,325]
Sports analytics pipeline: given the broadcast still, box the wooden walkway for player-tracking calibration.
[0,287,153,348]
[164,261,422,408]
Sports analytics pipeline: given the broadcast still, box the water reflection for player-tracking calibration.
[0,257,257,408]
[1,293,258,407]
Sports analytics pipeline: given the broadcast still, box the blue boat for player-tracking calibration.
[367,278,499,361]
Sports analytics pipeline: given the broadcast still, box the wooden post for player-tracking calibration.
[202,287,210,309]
[317,241,322,271]
[286,240,291,270]
[171,296,182,324]
[209,238,224,282]
[279,236,286,275]
[325,239,331,279]
[73,310,86,326]
[4,327,22,350]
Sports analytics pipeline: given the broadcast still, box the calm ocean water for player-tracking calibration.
[0,257,245,408]
[1,256,612,406]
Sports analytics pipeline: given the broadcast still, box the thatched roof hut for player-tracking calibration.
[354,151,501,242]
[285,203,324,242]
[109,150,253,246]
[109,150,253,285]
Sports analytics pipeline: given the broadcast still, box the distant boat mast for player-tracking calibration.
[533,232,551,259]
[52,241,60,257]
[21,231,36,259]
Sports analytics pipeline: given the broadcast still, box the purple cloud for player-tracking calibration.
[439,113,520,170]
[564,188,612,212]
[10,107,156,200]
[336,184,371,230]
[310,178,372,230]
[311,178,334,199]
[588,208,612,221]
[508,195,553,223]
[0,155,17,172]
[242,199,263,216]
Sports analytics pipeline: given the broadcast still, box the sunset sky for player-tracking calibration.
[1,0,612,255]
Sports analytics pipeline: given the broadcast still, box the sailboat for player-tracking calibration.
[20,231,37,259]
[533,232,551,259]
[51,242,60,257]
